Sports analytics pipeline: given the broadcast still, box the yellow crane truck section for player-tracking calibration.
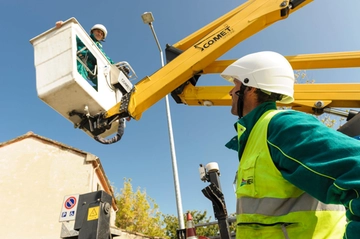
[179,51,360,113]
[30,0,360,143]
[106,0,314,120]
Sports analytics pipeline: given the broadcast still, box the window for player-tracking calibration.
[76,36,98,91]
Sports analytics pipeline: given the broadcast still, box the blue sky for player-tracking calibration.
[2,0,360,222]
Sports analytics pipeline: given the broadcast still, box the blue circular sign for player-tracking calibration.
[64,196,77,209]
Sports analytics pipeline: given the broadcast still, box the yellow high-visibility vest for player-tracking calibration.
[235,110,346,239]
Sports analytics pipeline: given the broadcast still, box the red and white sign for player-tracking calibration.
[64,196,77,209]
[59,194,79,222]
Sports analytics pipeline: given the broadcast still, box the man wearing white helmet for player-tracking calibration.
[56,21,114,90]
[88,24,114,63]
[222,51,360,239]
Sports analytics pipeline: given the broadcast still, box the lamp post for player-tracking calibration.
[141,12,185,230]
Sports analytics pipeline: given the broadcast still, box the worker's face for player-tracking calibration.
[229,79,256,117]
[229,79,242,116]
[92,29,104,41]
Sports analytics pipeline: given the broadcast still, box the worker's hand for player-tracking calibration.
[55,21,64,28]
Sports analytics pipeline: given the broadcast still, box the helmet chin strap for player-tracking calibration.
[236,84,248,118]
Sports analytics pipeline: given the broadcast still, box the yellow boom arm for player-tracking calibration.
[106,0,314,120]
[30,0,360,143]
[181,51,360,114]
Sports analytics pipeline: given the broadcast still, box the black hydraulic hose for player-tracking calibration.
[93,119,125,144]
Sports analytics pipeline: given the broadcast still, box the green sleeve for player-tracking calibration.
[102,50,114,64]
[76,36,88,55]
[268,110,360,238]
[96,42,114,64]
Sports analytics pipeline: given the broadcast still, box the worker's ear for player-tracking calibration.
[246,87,256,93]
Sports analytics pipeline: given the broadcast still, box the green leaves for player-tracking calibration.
[115,178,236,239]
[115,178,166,237]
[163,211,236,239]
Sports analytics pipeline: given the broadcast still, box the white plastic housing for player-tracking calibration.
[198,165,206,181]
[205,162,220,173]
[30,18,131,138]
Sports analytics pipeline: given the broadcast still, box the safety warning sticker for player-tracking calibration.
[87,206,100,221]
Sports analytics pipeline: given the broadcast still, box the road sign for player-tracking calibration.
[60,194,79,222]
[65,196,77,209]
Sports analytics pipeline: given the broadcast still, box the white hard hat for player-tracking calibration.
[91,24,108,40]
[221,51,295,104]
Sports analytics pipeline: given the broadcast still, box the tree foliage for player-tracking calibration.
[294,70,347,129]
[294,70,315,84]
[163,210,236,239]
[115,178,166,237]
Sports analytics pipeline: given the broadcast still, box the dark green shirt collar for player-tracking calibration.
[238,101,277,131]
[225,101,277,158]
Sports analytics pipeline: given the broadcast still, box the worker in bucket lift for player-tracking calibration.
[222,51,360,239]
[55,21,114,90]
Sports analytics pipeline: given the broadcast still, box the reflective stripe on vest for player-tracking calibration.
[235,110,346,239]
[237,193,344,216]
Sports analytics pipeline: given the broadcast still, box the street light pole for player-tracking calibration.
[141,12,185,230]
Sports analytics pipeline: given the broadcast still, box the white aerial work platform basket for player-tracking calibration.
[30,18,136,138]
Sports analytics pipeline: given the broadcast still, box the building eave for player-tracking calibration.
[0,131,118,211]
